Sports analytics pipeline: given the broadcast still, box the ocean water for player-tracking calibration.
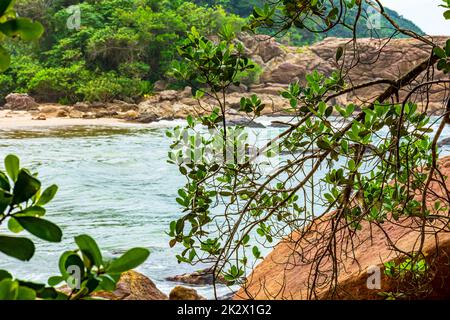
[1,117,449,298]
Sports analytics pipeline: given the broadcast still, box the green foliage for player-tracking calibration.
[0,0,43,72]
[200,0,424,45]
[0,155,150,300]
[3,0,244,102]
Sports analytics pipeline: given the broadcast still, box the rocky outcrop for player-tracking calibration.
[235,157,450,300]
[3,93,38,111]
[166,268,228,286]
[169,286,206,300]
[59,270,168,300]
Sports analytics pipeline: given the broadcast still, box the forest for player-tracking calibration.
[0,0,423,104]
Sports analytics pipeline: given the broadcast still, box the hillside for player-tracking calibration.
[195,0,425,45]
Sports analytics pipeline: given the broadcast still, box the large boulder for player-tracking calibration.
[98,270,168,300]
[235,157,450,300]
[59,270,168,300]
[4,93,38,111]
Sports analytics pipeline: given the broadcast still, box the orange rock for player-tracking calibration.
[236,157,450,300]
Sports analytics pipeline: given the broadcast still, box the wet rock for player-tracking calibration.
[228,118,265,128]
[438,137,450,147]
[166,268,227,286]
[169,286,206,300]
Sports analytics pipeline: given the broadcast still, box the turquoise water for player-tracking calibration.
[0,123,231,297]
[1,118,449,298]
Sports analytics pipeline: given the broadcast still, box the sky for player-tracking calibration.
[380,0,450,35]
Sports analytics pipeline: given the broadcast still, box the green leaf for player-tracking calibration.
[336,46,344,62]
[0,270,12,282]
[74,235,103,267]
[58,251,84,279]
[0,45,11,72]
[12,169,41,205]
[0,279,18,300]
[7,217,23,233]
[17,286,36,300]
[36,185,58,206]
[0,236,35,261]
[4,154,19,182]
[15,216,62,243]
[15,205,46,217]
[47,276,64,287]
[433,47,446,59]
[107,248,150,273]
[0,0,13,17]
[0,18,44,41]
[0,171,10,191]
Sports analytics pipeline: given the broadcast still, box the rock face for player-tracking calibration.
[4,93,38,111]
[92,271,168,300]
[169,286,206,300]
[235,157,450,300]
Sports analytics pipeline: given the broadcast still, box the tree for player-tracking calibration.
[168,0,450,299]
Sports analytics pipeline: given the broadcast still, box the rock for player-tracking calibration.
[56,110,69,118]
[121,110,139,119]
[166,268,227,286]
[169,286,206,300]
[159,90,179,101]
[82,112,96,119]
[438,137,450,147]
[4,93,38,111]
[60,270,168,300]
[228,118,265,128]
[68,109,84,118]
[32,113,46,121]
[235,156,450,300]
[39,105,59,114]
[72,102,91,112]
[180,86,193,99]
[133,112,159,123]
[110,100,138,112]
[153,80,168,92]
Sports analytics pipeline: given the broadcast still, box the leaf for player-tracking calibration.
[12,169,41,205]
[0,236,35,261]
[107,248,150,273]
[444,9,450,20]
[0,270,12,282]
[7,217,24,233]
[433,47,446,59]
[4,154,19,182]
[15,216,62,243]
[0,0,13,17]
[0,279,18,300]
[36,185,58,206]
[47,276,64,287]
[0,45,10,72]
[0,18,44,41]
[0,171,10,191]
[336,46,344,62]
[58,251,84,279]
[74,235,103,267]
[17,286,36,300]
